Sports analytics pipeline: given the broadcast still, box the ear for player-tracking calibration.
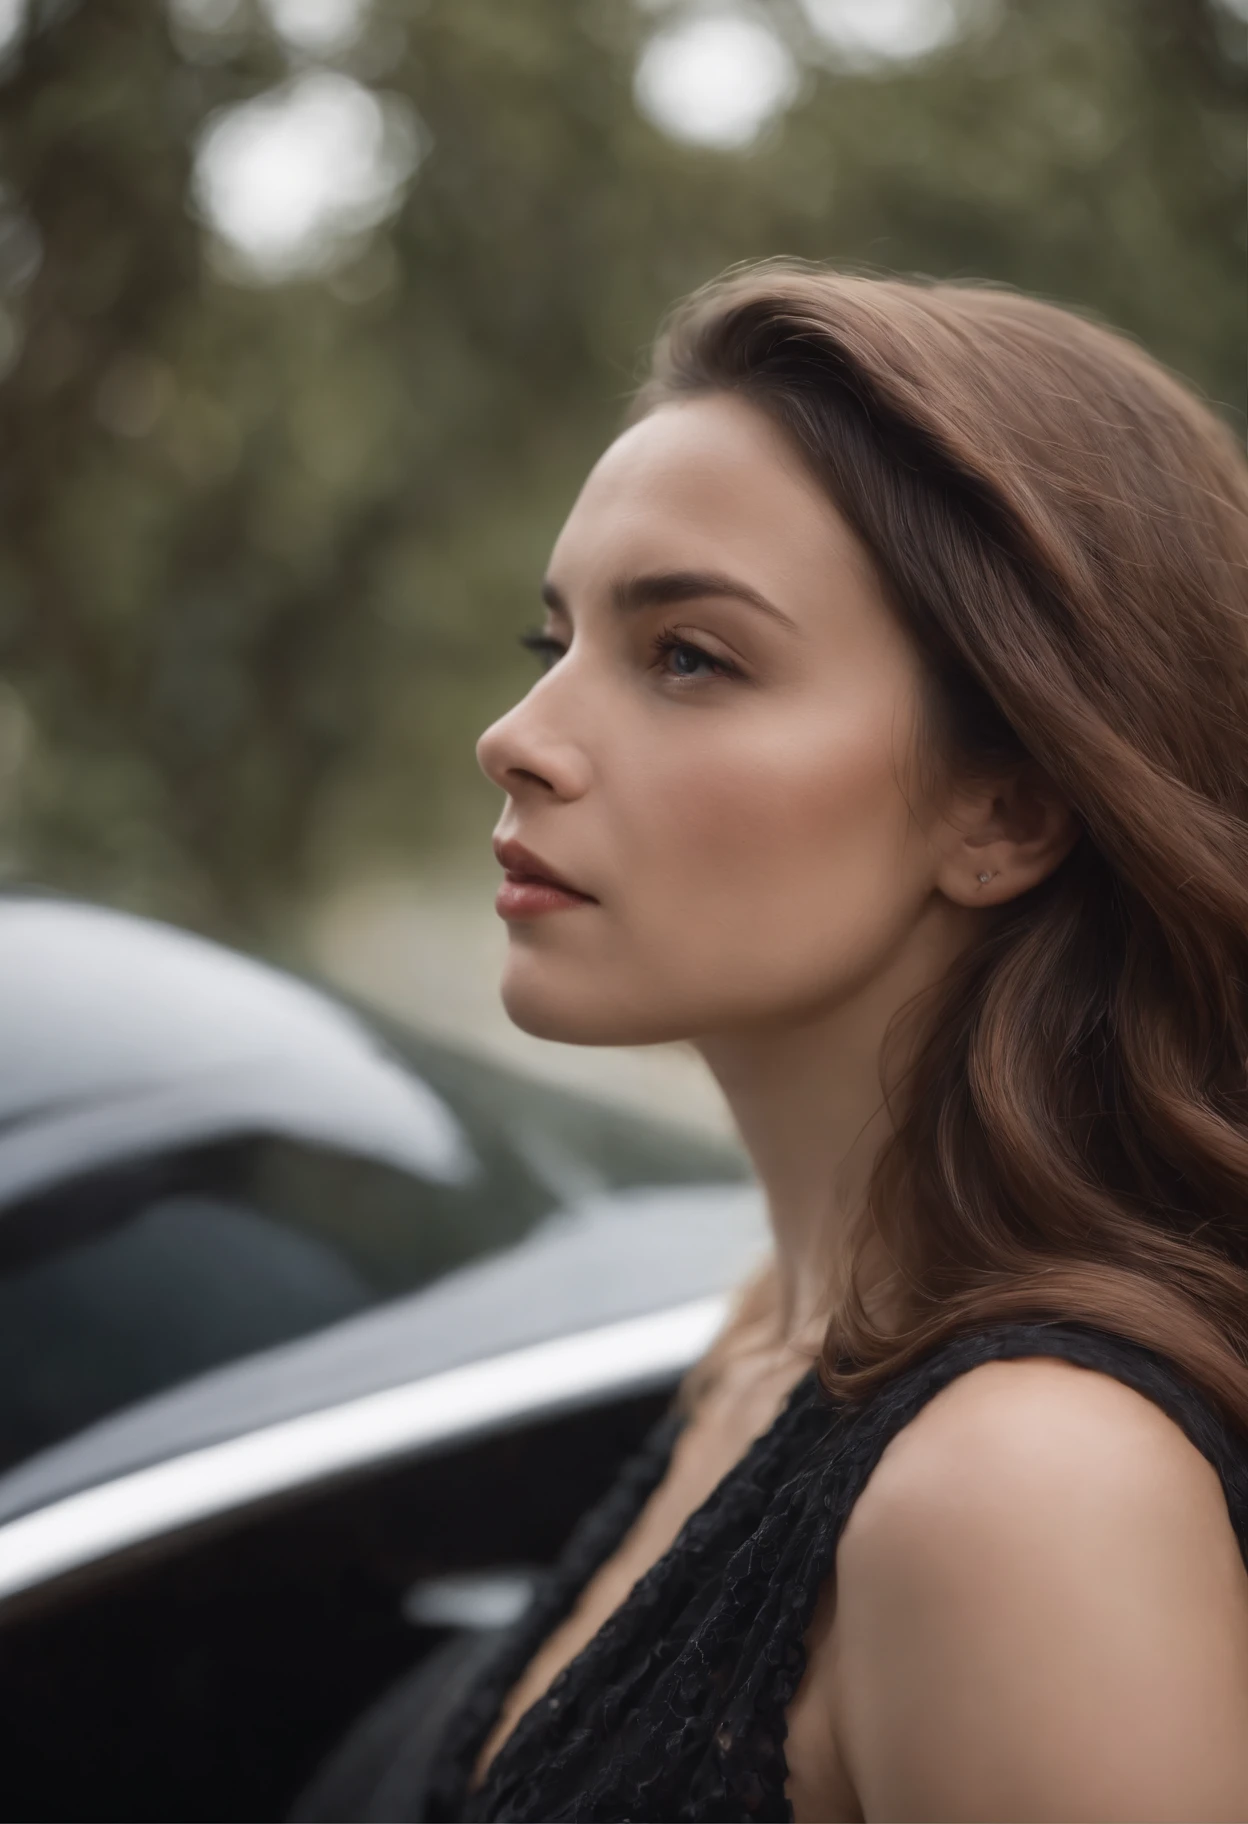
[934,762,1080,908]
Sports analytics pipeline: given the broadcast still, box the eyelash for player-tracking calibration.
[518,628,739,682]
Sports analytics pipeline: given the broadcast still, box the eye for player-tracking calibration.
[653,632,738,681]
[519,625,740,683]
[518,629,566,672]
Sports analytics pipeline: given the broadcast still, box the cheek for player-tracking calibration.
[635,703,925,923]
[613,700,934,1014]
[497,687,936,1046]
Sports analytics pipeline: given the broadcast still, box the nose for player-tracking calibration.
[477,682,591,803]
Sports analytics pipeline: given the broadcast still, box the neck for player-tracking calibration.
[695,906,973,1348]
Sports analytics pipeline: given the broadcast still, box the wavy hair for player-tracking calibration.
[636,262,1248,1434]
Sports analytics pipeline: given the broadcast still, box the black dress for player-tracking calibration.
[316,1322,1248,1824]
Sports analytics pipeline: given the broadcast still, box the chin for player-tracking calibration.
[500,981,644,1046]
[498,956,685,1048]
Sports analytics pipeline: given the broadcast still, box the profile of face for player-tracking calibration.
[477,393,1060,1052]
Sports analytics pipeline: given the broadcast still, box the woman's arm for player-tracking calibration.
[810,1356,1248,1822]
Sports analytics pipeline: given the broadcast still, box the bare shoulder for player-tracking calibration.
[823,1355,1248,1822]
[849,1352,1237,1551]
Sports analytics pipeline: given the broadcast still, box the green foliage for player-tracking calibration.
[0,0,1243,939]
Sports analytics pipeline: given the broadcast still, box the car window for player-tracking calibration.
[0,1127,555,1475]
[0,1012,748,1476]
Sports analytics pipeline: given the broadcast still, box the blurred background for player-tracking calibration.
[0,0,1244,1129]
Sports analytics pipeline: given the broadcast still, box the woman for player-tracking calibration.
[422,264,1248,1821]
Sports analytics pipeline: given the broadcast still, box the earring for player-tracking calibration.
[976,871,993,884]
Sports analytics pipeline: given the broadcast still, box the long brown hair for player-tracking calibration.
[636,262,1248,1435]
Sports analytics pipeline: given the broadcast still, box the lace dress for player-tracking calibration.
[422,1322,1248,1823]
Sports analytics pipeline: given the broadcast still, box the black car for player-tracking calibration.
[0,894,763,1822]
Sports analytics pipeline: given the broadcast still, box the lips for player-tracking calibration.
[492,838,597,920]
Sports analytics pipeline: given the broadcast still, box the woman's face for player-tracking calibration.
[477,392,959,1048]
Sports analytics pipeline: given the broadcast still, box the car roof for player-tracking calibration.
[0,894,474,1212]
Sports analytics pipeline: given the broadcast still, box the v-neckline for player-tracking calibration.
[468,1364,827,1807]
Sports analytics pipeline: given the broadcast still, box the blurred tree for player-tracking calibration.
[0,0,1242,940]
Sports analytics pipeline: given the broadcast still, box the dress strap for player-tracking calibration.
[822,1322,1248,1565]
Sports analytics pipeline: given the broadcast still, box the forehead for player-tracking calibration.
[550,394,881,605]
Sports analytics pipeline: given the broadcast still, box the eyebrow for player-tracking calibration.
[540,569,798,632]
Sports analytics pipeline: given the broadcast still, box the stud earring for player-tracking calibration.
[976,871,993,884]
